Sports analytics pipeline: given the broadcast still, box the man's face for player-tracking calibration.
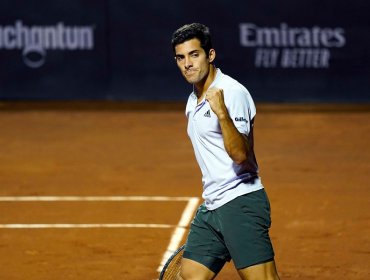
[174,38,214,85]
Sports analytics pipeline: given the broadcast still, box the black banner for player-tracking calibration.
[0,0,109,99]
[0,0,369,102]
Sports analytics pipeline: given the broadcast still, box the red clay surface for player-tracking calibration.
[0,102,369,279]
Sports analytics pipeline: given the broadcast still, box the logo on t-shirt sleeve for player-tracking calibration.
[234,116,248,123]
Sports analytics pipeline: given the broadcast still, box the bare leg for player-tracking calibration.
[238,260,280,280]
[179,258,217,280]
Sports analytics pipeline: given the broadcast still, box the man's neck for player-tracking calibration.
[194,66,217,100]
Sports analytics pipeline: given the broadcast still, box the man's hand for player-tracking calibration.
[205,87,228,119]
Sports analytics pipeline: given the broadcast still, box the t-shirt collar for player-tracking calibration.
[191,68,222,103]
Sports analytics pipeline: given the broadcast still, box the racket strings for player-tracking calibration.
[161,249,183,279]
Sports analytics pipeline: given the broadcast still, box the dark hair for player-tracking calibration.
[171,23,213,56]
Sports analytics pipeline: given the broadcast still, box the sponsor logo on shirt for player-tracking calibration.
[204,110,211,118]
[235,117,248,123]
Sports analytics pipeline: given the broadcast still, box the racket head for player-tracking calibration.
[159,245,185,280]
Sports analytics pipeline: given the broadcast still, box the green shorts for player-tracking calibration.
[183,189,275,273]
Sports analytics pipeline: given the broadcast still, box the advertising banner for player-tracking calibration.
[0,0,369,102]
[0,0,109,99]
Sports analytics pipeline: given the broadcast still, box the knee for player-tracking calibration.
[238,260,280,280]
[179,259,215,280]
[179,268,198,280]
[243,273,280,280]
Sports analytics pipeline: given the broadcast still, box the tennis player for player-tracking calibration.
[171,23,280,279]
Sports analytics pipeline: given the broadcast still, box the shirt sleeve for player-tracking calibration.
[224,87,256,136]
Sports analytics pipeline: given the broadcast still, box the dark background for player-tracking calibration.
[0,0,369,102]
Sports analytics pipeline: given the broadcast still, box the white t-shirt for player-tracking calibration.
[185,69,263,210]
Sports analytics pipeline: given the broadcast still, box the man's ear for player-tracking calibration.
[208,49,216,63]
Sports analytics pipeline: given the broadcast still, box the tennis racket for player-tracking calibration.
[159,245,185,280]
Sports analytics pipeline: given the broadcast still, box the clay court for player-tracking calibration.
[0,102,369,279]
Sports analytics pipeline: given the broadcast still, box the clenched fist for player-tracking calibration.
[205,87,228,119]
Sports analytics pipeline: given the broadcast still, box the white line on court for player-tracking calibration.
[0,196,194,202]
[0,223,175,229]
[157,197,200,272]
[0,195,200,275]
